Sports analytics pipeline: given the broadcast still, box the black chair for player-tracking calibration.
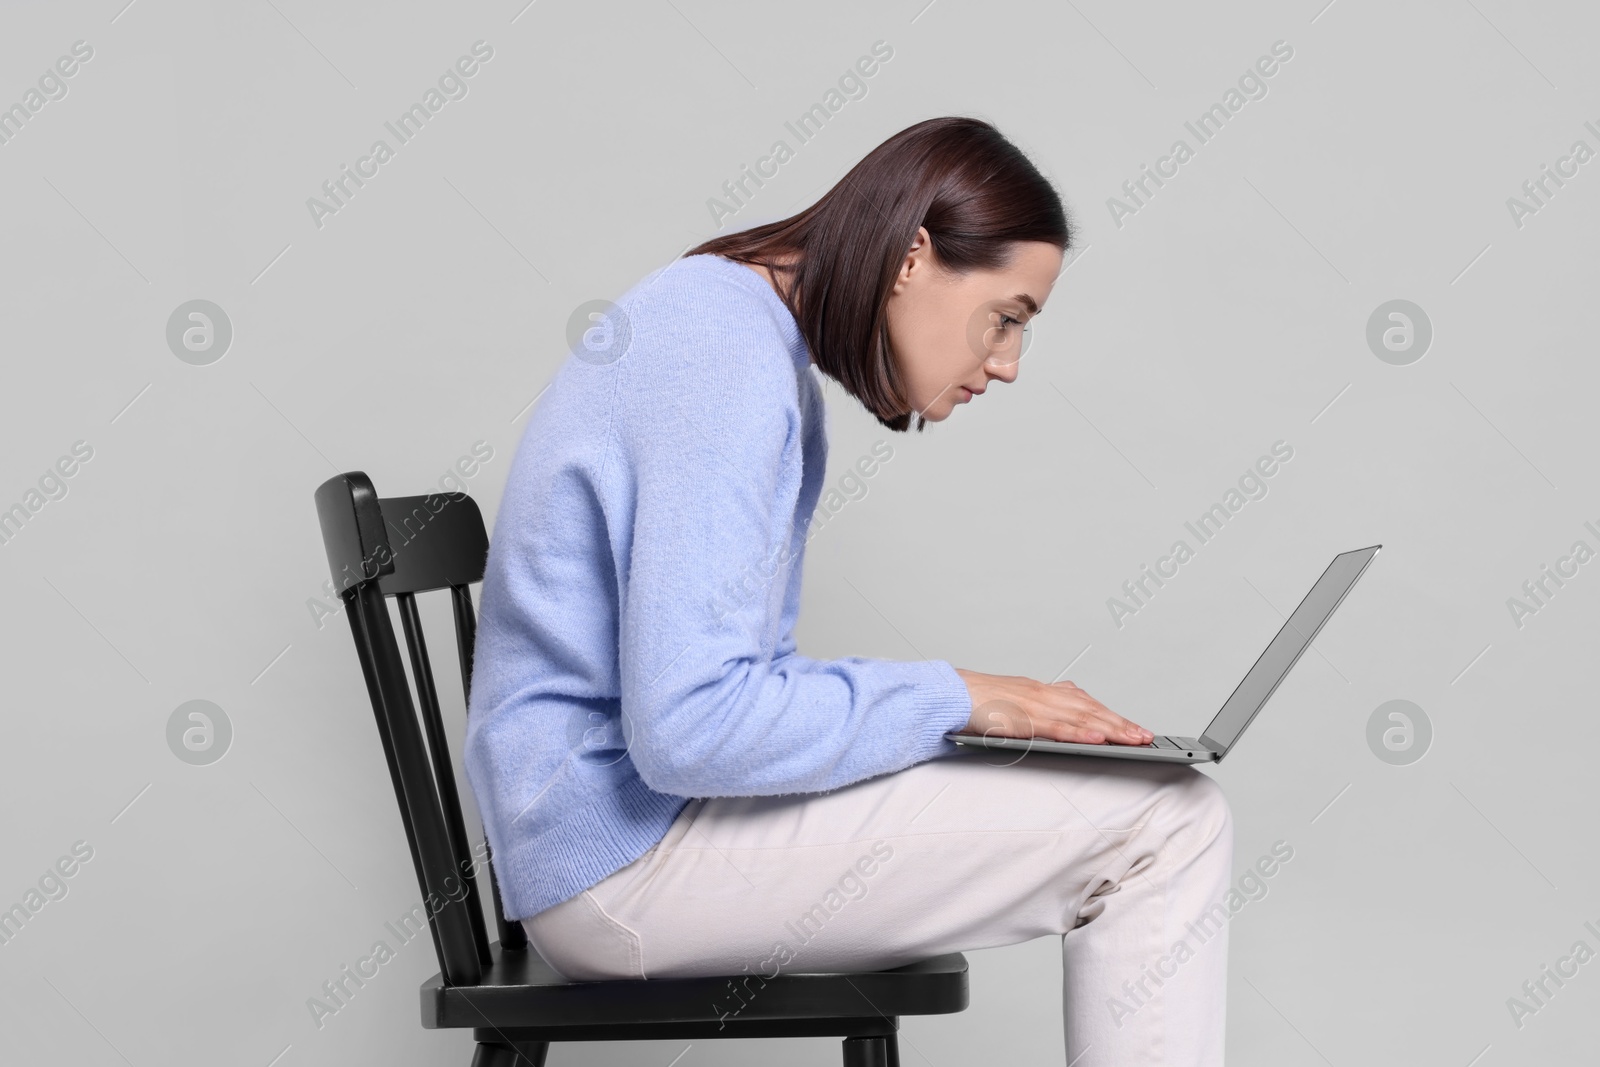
[312,471,970,1066]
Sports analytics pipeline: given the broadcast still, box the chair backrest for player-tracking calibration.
[312,471,527,989]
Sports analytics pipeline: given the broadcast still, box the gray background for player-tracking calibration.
[1,0,1596,1064]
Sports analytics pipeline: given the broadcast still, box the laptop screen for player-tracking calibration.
[1200,546,1380,755]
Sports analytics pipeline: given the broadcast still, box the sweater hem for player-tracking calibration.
[500,778,690,921]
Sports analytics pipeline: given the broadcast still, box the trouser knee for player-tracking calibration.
[1158,767,1233,863]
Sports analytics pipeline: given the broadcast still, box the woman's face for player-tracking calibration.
[884,228,1064,422]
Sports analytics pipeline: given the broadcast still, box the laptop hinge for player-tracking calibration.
[1199,734,1224,756]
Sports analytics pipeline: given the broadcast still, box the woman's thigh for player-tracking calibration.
[524,747,1231,982]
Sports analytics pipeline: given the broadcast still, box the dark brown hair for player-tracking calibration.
[685,116,1073,432]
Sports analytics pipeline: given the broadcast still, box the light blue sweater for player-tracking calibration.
[463,253,975,920]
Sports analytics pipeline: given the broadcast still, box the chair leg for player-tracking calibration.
[842,1035,891,1067]
[515,1042,550,1067]
[886,1031,901,1067]
[471,1040,548,1067]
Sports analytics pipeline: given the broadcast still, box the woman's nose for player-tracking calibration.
[984,352,1022,383]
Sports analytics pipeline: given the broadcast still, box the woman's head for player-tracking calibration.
[686,116,1073,431]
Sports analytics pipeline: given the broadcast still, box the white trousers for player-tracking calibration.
[524,746,1235,1066]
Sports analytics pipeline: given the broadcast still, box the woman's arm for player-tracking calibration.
[612,336,971,800]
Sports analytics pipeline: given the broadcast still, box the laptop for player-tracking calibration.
[946,544,1381,764]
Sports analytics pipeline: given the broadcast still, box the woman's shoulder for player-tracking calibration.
[610,253,807,396]
[617,254,784,330]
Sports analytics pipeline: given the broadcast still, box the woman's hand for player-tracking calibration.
[952,668,1154,746]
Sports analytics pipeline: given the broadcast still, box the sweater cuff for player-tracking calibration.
[916,659,976,757]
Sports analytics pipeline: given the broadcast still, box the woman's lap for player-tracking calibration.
[523,746,1233,983]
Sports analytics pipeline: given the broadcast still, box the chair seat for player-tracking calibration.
[421,940,969,1039]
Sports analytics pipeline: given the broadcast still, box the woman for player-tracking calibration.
[464,116,1233,1066]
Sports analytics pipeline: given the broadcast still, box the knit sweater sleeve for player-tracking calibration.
[611,320,973,800]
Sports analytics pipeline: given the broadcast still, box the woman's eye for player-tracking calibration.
[998,315,1019,329]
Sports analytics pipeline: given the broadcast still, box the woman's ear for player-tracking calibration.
[892,226,933,295]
